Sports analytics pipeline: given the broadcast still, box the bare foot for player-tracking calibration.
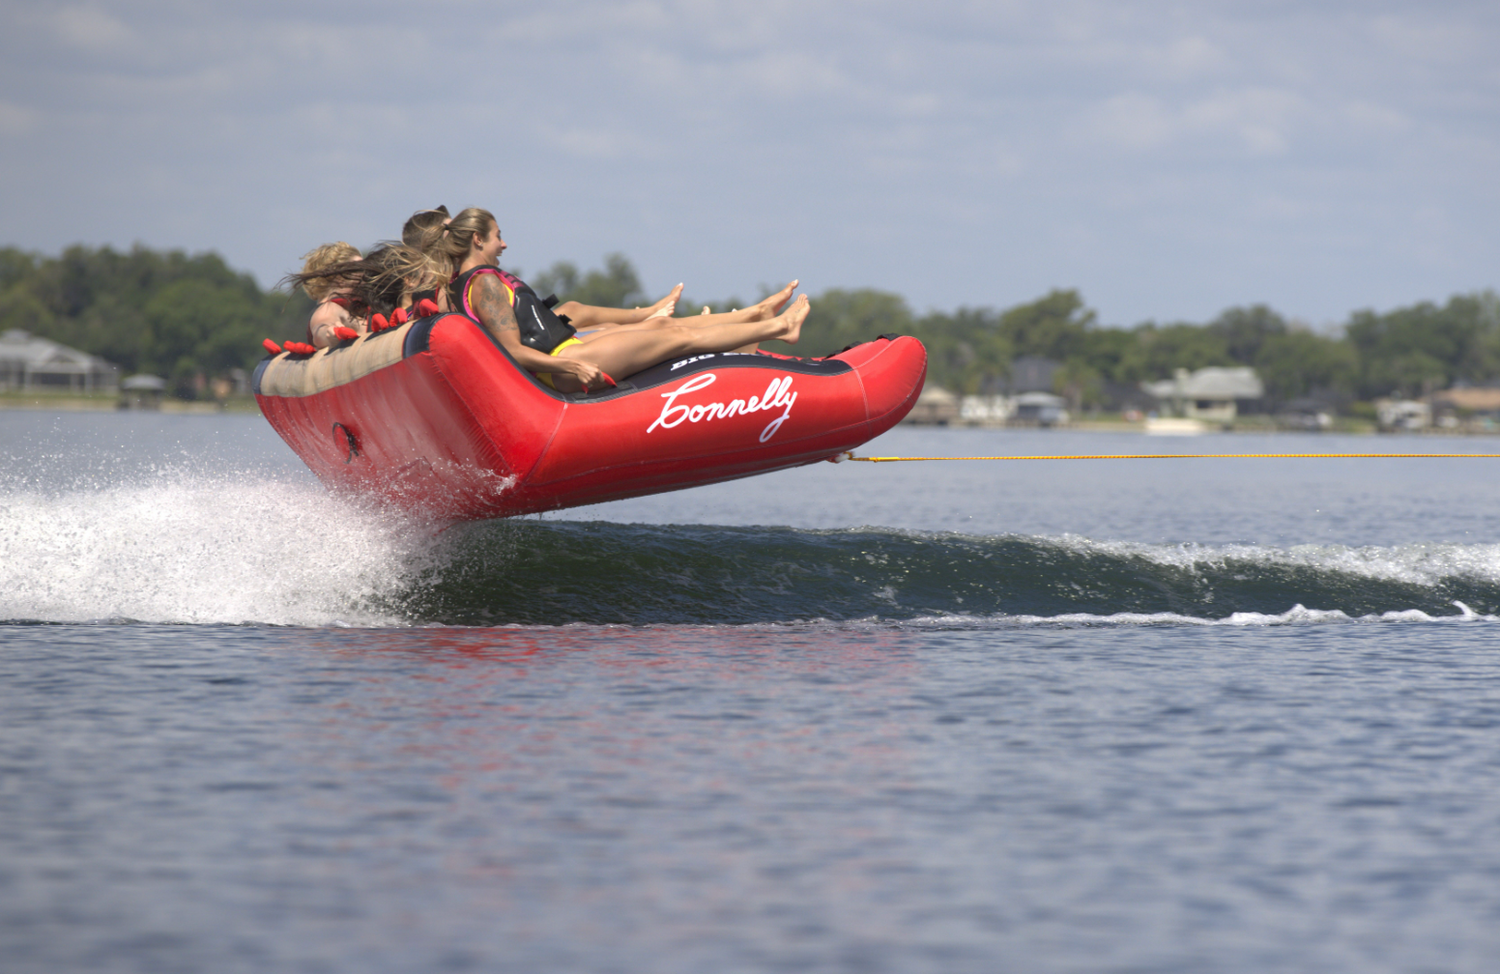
[700,305,711,316]
[644,283,683,318]
[778,294,810,344]
[751,280,799,320]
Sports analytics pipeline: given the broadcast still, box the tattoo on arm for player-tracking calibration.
[472,277,518,335]
[469,273,566,373]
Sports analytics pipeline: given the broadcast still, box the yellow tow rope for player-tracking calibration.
[839,452,1500,462]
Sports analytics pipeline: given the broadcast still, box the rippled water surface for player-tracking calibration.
[4,412,1500,973]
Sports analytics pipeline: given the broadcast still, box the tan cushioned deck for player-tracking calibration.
[258,324,413,398]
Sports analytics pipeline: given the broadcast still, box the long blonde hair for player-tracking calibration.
[418,207,498,308]
[285,243,438,316]
[401,206,450,247]
[423,207,492,263]
[298,242,361,302]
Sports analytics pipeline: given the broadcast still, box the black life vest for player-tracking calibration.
[452,266,575,353]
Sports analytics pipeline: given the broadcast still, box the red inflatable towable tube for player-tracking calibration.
[254,312,926,521]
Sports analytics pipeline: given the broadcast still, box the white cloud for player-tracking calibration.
[1086,87,1301,156]
[1089,93,1175,150]
[52,5,133,50]
[0,0,1496,326]
[0,101,37,136]
[732,49,854,101]
[541,125,658,161]
[1343,100,1410,135]
[1163,35,1228,78]
[1182,87,1302,155]
[893,94,942,118]
[1371,12,1486,62]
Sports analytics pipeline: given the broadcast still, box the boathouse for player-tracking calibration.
[0,329,119,393]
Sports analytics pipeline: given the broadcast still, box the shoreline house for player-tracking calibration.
[1430,386,1500,430]
[904,383,961,425]
[1011,391,1069,427]
[959,395,1013,424]
[0,329,119,394]
[1008,356,1058,396]
[119,374,167,410]
[1375,398,1431,431]
[1142,367,1264,424]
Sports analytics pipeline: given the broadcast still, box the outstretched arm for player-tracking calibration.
[309,300,358,349]
[470,276,606,389]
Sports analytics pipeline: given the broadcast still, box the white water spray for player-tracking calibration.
[0,471,444,626]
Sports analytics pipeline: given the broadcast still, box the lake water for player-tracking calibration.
[4,411,1500,973]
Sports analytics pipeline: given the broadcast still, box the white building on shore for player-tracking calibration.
[0,329,119,393]
[1142,367,1263,424]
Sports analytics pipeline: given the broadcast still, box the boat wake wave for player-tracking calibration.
[410,521,1500,628]
[4,476,1498,628]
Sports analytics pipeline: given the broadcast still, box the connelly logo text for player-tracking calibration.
[646,373,797,443]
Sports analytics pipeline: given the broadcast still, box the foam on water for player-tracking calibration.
[7,475,1500,628]
[0,470,442,626]
[1069,534,1500,587]
[896,600,1495,629]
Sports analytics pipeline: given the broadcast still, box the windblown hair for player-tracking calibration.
[401,205,450,247]
[425,207,494,260]
[296,242,361,302]
[285,243,438,317]
[419,207,499,308]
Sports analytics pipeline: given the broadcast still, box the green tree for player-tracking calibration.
[1071,327,1137,384]
[996,288,1094,360]
[3,243,312,392]
[1209,305,1288,364]
[1112,322,1233,383]
[1253,330,1357,403]
[913,307,1013,393]
[11,241,1500,415]
[0,248,38,291]
[529,253,646,309]
[1345,292,1500,398]
[1052,359,1105,411]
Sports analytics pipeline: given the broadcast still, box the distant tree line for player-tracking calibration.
[532,255,1500,409]
[0,245,312,397]
[757,288,1500,409]
[3,243,1496,408]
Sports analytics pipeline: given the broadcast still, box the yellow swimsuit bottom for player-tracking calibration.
[535,336,584,389]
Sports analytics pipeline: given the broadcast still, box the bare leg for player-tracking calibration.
[551,296,809,392]
[556,284,684,328]
[570,280,801,344]
[717,281,796,351]
[665,280,797,326]
[747,280,798,320]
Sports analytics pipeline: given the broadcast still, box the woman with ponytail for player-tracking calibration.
[436,208,810,393]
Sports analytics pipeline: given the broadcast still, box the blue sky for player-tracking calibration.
[1,0,1496,327]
